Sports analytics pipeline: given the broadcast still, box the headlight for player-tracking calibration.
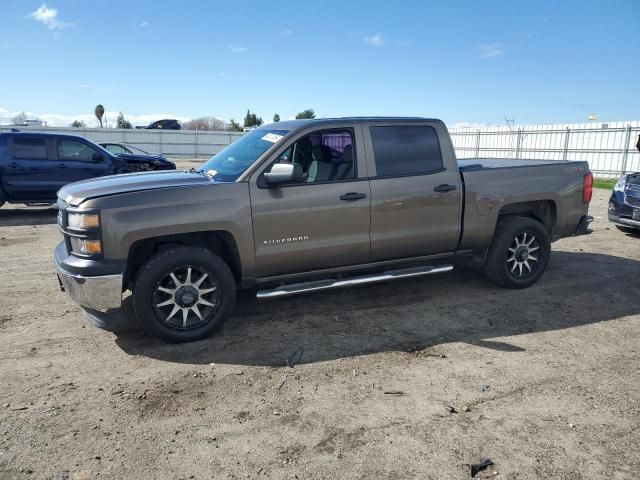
[69,237,102,255]
[613,176,626,193]
[68,212,100,229]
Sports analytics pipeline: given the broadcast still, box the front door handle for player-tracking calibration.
[434,184,457,193]
[58,163,66,168]
[340,192,367,201]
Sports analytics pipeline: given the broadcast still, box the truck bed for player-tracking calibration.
[456,157,590,250]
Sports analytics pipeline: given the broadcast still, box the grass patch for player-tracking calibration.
[593,178,616,190]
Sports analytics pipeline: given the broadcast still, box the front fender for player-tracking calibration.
[80,182,257,279]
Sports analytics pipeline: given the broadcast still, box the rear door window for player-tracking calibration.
[12,137,48,160]
[57,139,97,162]
[370,125,443,177]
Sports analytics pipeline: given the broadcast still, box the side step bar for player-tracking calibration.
[256,264,453,299]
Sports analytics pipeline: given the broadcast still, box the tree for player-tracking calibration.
[243,109,263,128]
[227,119,243,132]
[295,109,315,119]
[70,120,86,128]
[116,112,133,129]
[12,111,27,125]
[182,116,226,131]
[273,113,280,123]
[94,105,105,128]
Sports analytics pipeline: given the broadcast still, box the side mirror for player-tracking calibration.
[92,153,105,163]
[264,163,304,185]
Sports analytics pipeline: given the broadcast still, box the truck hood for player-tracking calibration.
[58,170,213,207]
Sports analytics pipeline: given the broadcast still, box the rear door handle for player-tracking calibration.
[58,163,66,168]
[340,192,367,201]
[434,184,457,193]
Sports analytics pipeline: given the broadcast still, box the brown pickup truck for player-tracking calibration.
[54,118,593,342]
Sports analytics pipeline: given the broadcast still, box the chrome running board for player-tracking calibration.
[256,264,453,299]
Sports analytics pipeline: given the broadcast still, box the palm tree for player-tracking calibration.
[94,104,105,128]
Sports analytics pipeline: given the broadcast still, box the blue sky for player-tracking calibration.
[1,0,638,127]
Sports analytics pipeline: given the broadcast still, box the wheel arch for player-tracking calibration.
[497,199,557,234]
[124,230,242,289]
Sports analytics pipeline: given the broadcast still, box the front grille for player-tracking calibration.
[57,201,72,252]
[624,194,640,208]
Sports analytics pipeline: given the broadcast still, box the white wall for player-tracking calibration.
[449,120,640,177]
[3,121,639,176]
[0,126,243,159]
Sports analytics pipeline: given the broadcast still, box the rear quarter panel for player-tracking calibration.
[460,161,589,250]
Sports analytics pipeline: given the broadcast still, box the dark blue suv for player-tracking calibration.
[0,132,175,207]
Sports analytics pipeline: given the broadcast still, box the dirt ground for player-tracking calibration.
[0,185,639,480]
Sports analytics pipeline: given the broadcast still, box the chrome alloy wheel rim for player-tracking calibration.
[506,232,540,278]
[152,266,220,330]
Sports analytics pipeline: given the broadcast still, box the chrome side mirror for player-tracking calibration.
[264,163,303,185]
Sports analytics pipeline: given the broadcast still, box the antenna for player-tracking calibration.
[504,115,515,132]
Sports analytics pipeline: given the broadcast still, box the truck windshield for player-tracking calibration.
[199,129,290,182]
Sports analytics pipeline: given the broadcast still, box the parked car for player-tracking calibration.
[55,117,593,343]
[0,132,176,208]
[135,119,181,130]
[98,143,174,169]
[608,171,640,233]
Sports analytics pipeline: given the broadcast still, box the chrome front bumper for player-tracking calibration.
[55,260,123,312]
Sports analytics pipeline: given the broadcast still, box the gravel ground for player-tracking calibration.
[0,187,639,480]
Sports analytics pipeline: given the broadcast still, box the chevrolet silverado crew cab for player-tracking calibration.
[0,132,175,208]
[54,118,593,343]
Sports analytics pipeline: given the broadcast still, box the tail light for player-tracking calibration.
[583,172,593,203]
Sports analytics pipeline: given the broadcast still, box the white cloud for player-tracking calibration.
[0,107,190,128]
[133,21,149,28]
[227,44,248,53]
[26,4,72,30]
[279,29,293,37]
[363,33,385,47]
[479,43,506,59]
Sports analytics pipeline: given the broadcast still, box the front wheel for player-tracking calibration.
[133,246,236,343]
[483,216,551,289]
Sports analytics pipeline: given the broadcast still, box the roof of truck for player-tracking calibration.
[262,117,443,131]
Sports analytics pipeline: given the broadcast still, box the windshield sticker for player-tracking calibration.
[261,133,284,143]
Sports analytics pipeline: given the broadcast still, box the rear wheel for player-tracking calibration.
[133,246,236,343]
[484,216,551,289]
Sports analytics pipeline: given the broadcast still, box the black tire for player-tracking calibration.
[133,246,236,343]
[483,216,551,289]
[615,225,639,235]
